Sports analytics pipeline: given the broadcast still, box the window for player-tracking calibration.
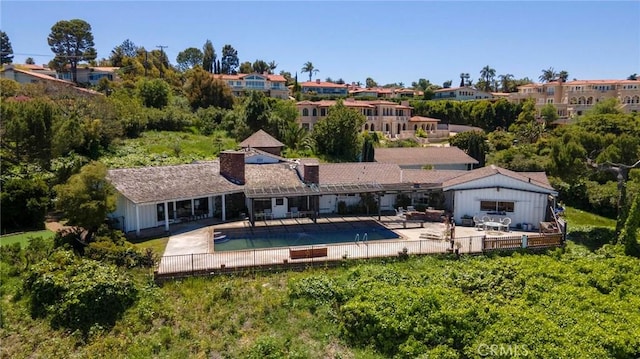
[157,203,165,222]
[302,123,310,130]
[320,108,326,116]
[302,108,309,116]
[480,200,514,213]
[276,198,284,206]
[312,108,317,116]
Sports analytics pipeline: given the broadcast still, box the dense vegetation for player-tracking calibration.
[2,229,639,358]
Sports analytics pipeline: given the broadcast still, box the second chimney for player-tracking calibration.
[220,151,245,185]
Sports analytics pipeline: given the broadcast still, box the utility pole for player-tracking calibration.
[156,45,168,79]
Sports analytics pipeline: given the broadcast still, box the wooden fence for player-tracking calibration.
[482,233,563,252]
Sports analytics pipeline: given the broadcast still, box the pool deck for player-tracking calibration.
[157,215,536,276]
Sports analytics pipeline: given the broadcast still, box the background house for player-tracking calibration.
[374,147,479,170]
[300,80,348,96]
[213,73,288,99]
[433,86,494,101]
[239,129,285,156]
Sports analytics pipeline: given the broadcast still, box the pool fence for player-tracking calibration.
[154,233,563,281]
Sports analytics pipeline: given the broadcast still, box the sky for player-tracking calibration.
[1,1,639,87]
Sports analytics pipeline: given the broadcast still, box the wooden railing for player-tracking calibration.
[482,233,563,252]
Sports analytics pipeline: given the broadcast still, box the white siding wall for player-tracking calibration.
[452,188,549,229]
[319,195,336,213]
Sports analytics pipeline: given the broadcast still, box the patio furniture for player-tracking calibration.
[483,220,503,232]
[407,205,415,212]
[395,208,406,218]
[264,209,272,220]
[500,217,511,232]
[290,207,299,218]
[473,216,485,230]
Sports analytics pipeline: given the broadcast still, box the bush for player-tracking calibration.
[24,250,138,334]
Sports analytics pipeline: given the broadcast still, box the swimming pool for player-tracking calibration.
[214,223,400,252]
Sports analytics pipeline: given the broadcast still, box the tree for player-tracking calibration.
[220,44,239,74]
[479,65,496,91]
[176,47,203,71]
[628,73,638,81]
[498,74,514,92]
[558,70,569,82]
[184,67,234,110]
[361,134,375,162]
[239,61,252,74]
[539,67,557,83]
[619,194,640,256]
[25,57,35,65]
[0,176,50,230]
[280,70,293,86]
[302,61,319,81]
[202,39,216,73]
[540,103,559,126]
[47,19,97,83]
[365,77,378,88]
[459,73,470,87]
[109,39,138,67]
[54,162,116,239]
[244,91,270,132]
[442,80,452,88]
[137,78,171,109]
[268,61,277,74]
[1,30,14,64]
[450,131,487,167]
[312,100,366,161]
[252,59,270,74]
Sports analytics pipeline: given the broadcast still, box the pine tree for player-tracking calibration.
[0,30,14,64]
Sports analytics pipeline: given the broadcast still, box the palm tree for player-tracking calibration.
[480,65,496,91]
[558,70,569,83]
[628,73,638,80]
[498,74,514,92]
[301,61,319,82]
[268,61,277,74]
[459,73,470,87]
[539,67,558,83]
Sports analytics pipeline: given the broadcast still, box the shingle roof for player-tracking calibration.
[374,147,478,166]
[239,130,284,148]
[107,162,242,204]
[401,169,468,184]
[245,163,304,189]
[319,163,402,185]
[442,165,555,191]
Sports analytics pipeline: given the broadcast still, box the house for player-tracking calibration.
[374,147,479,170]
[239,129,285,155]
[107,134,557,234]
[433,86,495,101]
[300,80,348,96]
[0,65,101,96]
[440,165,557,228]
[349,87,420,99]
[508,79,640,117]
[58,66,119,85]
[213,73,288,99]
[296,99,411,136]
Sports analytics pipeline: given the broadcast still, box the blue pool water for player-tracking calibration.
[214,226,400,252]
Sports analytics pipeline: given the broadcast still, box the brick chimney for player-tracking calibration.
[220,151,245,185]
[303,163,319,184]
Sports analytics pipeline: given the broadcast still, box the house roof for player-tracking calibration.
[410,116,440,122]
[442,165,555,191]
[245,163,304,189]
[1,66,102,96]
[448,124,484,133]
[319,163,402,185]
[374,147,479,166]
[240,130,284,148]
[401,169,468,185]
[300,81,347,88]
[213,73,286,82]
[107,162,242,204]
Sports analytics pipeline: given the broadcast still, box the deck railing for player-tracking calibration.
[154,233,563,281]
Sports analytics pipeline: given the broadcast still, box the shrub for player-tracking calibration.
[24,250,138,334]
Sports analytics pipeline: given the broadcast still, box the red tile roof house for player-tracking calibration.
[107,140,557,235]
[213,73,288,99]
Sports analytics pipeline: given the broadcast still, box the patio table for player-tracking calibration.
[483,221,505,231]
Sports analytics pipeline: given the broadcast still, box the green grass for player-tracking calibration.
[563,206,616,227]
[101,130,237,168]
[0,230,54,247]
[129,236,169,256]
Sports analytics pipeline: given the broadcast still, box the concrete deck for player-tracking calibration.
[157,215,537,276]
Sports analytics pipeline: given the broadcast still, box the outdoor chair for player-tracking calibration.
[407,205,415,212]
[264,209,272,220]
[500,217,511,232]
[395,208,406,218]
[473,216,484,230]
[290,207,299,218]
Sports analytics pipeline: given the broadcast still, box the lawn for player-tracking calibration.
[0,230,55,247]
[563,206,616,227]
[129,236,169,256]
